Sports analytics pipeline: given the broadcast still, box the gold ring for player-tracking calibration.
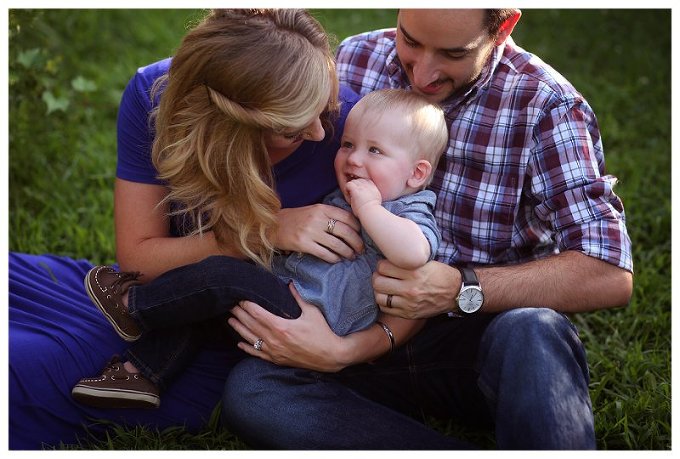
[386,294,393,308]
[326,218,337,235]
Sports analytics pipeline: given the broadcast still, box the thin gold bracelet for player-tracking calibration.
[376,321,395,355]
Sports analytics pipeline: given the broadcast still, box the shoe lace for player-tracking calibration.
[104,355,122,371]
[103,356,147,382]
[110,271,142,293]
[104,355,132,380]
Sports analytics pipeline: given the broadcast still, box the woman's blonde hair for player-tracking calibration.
[151,9,338,268]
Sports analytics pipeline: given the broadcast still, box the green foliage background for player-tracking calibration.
[8,9,671,450]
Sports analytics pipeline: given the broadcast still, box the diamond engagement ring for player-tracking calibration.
[326,218,337,235]
[253,338,264,351]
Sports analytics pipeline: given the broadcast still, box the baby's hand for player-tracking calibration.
[346,178,382,215]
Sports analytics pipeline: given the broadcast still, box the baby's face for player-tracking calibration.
[335,109,419,203]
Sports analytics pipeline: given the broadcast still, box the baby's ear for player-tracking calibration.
[407,159,432,189]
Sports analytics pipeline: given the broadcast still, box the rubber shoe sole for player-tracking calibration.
[72,385,160,409]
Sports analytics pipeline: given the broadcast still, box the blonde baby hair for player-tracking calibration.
[351,89,448,185]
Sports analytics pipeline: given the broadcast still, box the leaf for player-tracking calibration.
[17,48,41,68]
[71,75,97,92]
[42,90,70,114]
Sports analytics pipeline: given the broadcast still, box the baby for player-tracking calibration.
[72,88,449,409]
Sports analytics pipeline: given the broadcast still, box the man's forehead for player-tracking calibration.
[397,9,487,49]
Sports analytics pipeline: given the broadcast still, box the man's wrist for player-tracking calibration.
[447,264,465,316]
[453,266,485,315]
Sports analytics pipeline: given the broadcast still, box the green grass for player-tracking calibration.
[8,9,671,450]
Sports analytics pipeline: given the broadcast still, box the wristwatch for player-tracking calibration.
[456,267,484,314]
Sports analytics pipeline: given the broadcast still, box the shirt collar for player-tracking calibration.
[386,45,405,88]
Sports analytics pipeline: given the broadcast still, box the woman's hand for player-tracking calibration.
[372,259,459,319]
[228,284,351,372]
[273,204,363,263]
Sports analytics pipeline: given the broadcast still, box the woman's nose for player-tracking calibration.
[305,117,325,141]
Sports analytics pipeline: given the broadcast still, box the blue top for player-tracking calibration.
[8,59,360,449]
[273,188,441,336]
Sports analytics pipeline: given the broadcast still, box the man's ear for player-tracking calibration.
[407,159,433,189]
[495,10,522,46]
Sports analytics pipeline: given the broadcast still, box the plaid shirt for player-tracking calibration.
[337,30,633,272]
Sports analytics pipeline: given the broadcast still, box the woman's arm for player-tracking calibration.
[115,179,367,280]
[114,178,241,281]
[228,284,425,372]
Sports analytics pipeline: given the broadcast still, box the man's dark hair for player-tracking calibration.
[485,9,517,38]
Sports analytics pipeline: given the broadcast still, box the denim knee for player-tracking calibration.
[476,308,594,449]
[485,308,580,346]
[222,358,330,448]
[479,308,588,379]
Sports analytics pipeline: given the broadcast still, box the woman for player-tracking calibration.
[9,9,362,449]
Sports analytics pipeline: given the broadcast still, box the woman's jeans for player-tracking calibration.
[123,256,300,389]
[221,308,596,450]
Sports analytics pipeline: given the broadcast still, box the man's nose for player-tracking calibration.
[411,53,440,87]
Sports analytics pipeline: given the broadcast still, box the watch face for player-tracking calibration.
[459,286,483,313]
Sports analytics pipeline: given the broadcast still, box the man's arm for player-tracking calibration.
[372,250,633,319]
[480,251,632,313]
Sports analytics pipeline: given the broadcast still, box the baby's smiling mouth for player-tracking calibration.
[346,173,361,182]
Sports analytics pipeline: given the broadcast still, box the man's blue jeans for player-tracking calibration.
[221,308,596,449]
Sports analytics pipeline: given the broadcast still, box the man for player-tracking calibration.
[223,9,633,449]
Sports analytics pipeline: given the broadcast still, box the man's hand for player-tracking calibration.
[372,259,459,319]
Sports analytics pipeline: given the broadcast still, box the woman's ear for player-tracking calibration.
[407,159,433,189]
